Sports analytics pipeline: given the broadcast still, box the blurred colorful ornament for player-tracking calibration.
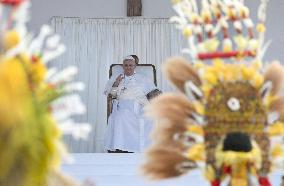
[0,0,23,6]
[0,0,91,186]
[142,0,283,186]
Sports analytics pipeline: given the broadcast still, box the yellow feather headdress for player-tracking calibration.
[0,1,91,185]
[142,1,284,186]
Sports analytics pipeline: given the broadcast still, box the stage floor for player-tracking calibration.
[62,153,282,186]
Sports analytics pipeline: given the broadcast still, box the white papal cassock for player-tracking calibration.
[103,73,156,152]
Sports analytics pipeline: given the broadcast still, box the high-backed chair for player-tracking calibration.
[107,64,157,120]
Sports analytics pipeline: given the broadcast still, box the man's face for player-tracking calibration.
[123,60,136,76]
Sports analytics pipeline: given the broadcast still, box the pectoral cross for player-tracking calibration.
[127,0,142,16]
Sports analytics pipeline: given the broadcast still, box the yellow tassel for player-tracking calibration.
[204,72,218,85]
[29,58,47,86]
[193,101,205,115]
[201,85,212,98]
[257,23,266,33]
[194,61,205,69]
[248,39,259,51]
[189,13,199,22]
[186,144,205,161]
[187,125,204,136]
[182,27,193,38]
[204,165,215,181]
[241,66,255,81]
[271,144,284,157]
[234,35,248,51]
[171,0,181,4]
[201,10,212,21]
[3,30,20,50]
[268,122,284,136]
[252,60,263,70]
[204,38,220,52]
[231,177,248,186]
[223,38,233,52]
[252,73,264,88]
[240,6,249,17]
[0,58,31,125]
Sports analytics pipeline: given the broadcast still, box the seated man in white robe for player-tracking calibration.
[104,55,157,153]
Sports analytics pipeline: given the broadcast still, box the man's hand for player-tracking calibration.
[113,74,124,87]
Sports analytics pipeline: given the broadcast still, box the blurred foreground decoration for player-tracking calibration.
[142,0,284,186]
[0,0,91,185]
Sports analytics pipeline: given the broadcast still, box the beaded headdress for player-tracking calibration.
[142,1,284,186]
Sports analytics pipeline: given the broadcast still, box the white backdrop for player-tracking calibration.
[51,17,184,152]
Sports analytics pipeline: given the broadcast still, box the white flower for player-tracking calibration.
[48,66,78,84]
[46,34,61,49]
[63,82,85,92]
[42,44,66,63]
[28,25,53,54]
[51,94,86,122]
[58,119,91,140]
[45,68,58,81]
